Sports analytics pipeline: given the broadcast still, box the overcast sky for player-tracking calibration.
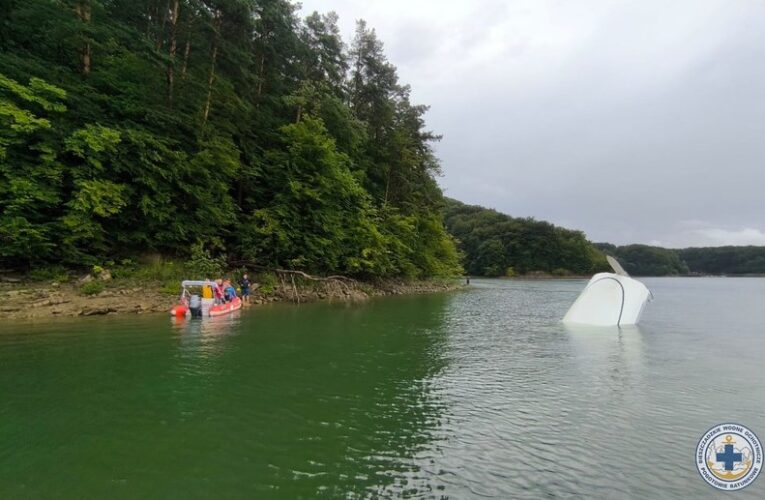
[298,0,765,247]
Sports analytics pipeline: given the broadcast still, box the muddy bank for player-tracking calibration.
[0,278,462,321]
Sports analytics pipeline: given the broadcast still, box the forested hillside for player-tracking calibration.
[596,244,765,276]
[678,247,765,275]
[595,244,689,276]
[0,0,461,278]
[443,199,608,276]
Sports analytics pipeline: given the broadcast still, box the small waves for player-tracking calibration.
[2,280,765,498]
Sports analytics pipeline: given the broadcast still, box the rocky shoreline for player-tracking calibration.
[0,278,462,321]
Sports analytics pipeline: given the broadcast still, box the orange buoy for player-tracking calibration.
[171,304,188,317]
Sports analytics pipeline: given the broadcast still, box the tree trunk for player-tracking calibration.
[383,168,391,206]
[203,12,221,123]
[180,39,190,80]
[147,0,160,43]
[202,44,217,122]
[156,0,170,50]
[146,2,151,37]
[166,0,179,104]
[256,50,265,100]
[82,40,91,78]
[75,2,92,77]
[146,0,156,39]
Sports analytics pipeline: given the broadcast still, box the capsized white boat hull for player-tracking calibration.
[562,273,651,326]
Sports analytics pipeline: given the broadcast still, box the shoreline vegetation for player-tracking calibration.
[5,268,760,322]
[0,265,461,321]
[3,257,762,321]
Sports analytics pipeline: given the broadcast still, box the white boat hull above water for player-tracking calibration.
[562,272,651,326]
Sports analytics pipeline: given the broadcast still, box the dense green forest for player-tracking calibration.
[0,0,461,278]
[596,244,765,276]
[595,243,689,276]
[443,199,608,277]
[5,2,762,282]
[679,247,765,274]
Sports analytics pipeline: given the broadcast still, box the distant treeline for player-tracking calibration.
[595,244,765,276]
[443,199,608,277]
[441,197,765,278]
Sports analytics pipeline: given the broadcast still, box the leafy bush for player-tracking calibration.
[28,265,71,283]
[257,272,278,296]
[110,258,138,279]
[188,242,225,279]
[159,281,180,295]
[80,281,104,295]
[127,259,187,283]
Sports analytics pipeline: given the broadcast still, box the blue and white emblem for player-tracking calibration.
[696,423,762,491]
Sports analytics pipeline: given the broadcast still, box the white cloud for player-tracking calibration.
[685,227,765,247]
[637,223,765,247]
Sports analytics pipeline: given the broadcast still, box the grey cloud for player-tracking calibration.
[299,0,765,246]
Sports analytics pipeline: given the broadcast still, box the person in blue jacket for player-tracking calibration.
[223,279,238,302]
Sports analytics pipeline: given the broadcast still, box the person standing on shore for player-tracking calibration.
[239,274,251,304]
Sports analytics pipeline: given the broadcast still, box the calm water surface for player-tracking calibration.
[1,278,764,498]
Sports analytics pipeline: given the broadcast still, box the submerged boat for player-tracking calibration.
[562,256,652,327]
[170,280,241,318]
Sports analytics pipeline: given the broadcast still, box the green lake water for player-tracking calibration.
[1,278,764,498]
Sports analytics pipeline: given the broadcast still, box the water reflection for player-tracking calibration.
[564,324,646,418]
[168,294,455,498]
[406,280,655,497]
[253,294,454,498]
[171,312,242,356]
[564,324,644,378]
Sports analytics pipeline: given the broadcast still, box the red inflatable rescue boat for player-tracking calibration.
[209,297,242,317]
[169,280,242,318]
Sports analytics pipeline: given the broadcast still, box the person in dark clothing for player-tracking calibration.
[238,274,251,304]
[188,294,203,318]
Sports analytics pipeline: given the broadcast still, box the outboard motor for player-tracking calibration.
[189,294,203,318]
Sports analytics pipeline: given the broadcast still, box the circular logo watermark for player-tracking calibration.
[696,423,762,491]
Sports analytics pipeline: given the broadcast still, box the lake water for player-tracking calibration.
[1,278,764,498]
